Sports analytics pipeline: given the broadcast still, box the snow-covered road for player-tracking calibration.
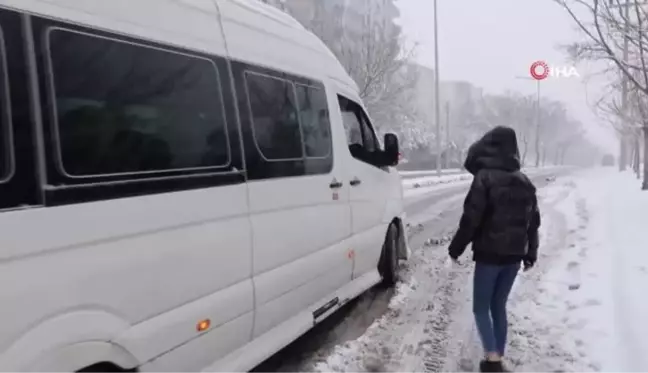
[254,168,644,372]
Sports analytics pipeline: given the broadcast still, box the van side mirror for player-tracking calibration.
[383,133,399,166]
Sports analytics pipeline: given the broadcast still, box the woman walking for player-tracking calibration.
[447,126,541,372]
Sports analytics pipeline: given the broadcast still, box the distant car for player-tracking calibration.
[602,154,615,167]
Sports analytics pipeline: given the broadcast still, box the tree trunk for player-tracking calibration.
[630,139,636,174]
[643,127,648,190]
[620,135,627,171]
[521,141,528,166]
[635,137,641,179]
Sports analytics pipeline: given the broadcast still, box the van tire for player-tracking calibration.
[379,223,399,287]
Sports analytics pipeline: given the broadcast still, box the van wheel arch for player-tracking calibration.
[77,361,137,372]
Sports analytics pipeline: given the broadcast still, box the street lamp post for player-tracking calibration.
[433,0,441,176]
[445,101,451,168]
[535,79,541,167]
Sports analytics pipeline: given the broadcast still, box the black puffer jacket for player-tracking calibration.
[448,126,541,265]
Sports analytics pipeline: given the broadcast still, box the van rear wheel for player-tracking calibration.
[379,223,399,287]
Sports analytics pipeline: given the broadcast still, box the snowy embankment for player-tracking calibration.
[401,165,569,200]
[496,168,648,371]
[399,169,463,178]
[549,169,648,371]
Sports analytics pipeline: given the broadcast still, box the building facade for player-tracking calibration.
[440,80,483,111]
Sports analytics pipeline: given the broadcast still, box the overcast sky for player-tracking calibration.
[397,0,617,153]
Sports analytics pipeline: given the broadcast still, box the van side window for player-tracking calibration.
[296,84,331,158]
[232,62,333,180]
[337,95,380,165]
[48,29,230,177]
[245,74,332,161]
[0,25,11,183]
[0,9,41,211]
[245,72,302,160]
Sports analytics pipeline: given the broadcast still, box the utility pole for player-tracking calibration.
[433,0,442,176]
[535,79,541,167]
[445,101,451,168]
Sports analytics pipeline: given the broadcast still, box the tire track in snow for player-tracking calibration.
[313,197,469,372]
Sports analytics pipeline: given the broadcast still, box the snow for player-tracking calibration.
[403,176,474,199]
[402,173,472,190]
[402,166,569,200]
[399,169,463,178]
[572,169,648,371]
[493,168,647,371]
[310,168,648,372]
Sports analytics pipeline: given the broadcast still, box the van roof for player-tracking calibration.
[0,0,359,95]
[220,0,359,94]
[226,0,305,30]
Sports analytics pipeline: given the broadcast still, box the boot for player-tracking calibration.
[479,359,505,372]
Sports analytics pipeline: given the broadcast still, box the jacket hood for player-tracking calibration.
[464,126,521,175]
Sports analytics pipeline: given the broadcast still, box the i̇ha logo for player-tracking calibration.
[530,60,580,80]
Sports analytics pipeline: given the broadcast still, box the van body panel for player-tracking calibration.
[204,268,382,373]
[141,312,254,372]
[0,195,254,368]
[0,310,132,371]
[0,0,226,55]
[23,341,139,372]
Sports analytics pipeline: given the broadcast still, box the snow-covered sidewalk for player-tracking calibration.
[465,168,648,372]
[531,168,648,372]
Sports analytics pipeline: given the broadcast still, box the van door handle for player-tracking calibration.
[350,177,362,186]
[329,179,343,189]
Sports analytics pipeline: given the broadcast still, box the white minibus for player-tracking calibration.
[0,0,409,371]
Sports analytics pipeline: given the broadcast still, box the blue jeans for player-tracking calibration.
[473,262,520,356]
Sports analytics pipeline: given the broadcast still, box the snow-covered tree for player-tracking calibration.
[555,0,648,189]
[306,1,418,134]
[260,0,419,138]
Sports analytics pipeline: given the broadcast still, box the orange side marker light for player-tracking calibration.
[197,319,211,332]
